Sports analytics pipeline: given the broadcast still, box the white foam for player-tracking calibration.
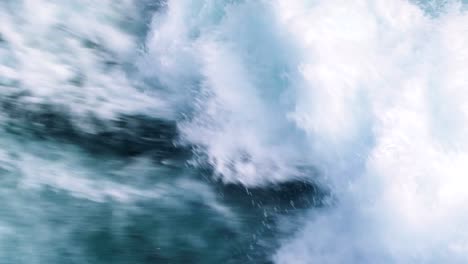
[146,0,468,262]
[0,0,168,121]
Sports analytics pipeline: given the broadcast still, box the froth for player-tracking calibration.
[0,0,167,121]
[146,0,468,262]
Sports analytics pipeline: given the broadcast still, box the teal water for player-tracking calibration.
[0,128,319,263]
[0,1,321,263]
[2,0,468,263]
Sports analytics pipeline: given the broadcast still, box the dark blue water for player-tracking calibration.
[0,1,321,263]
[2,0,468,263]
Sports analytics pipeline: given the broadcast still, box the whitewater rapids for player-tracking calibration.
[145,0,468,263]
[1,0,468,263]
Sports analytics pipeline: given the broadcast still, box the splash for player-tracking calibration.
[0,0,169,124]
[145,0,468,262]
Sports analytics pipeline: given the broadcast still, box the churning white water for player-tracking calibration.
[144,0,468,263]
[1,0,468,263]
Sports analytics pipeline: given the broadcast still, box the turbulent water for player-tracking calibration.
[1,0,468,263]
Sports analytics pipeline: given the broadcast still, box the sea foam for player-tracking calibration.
[145,0,468,262]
